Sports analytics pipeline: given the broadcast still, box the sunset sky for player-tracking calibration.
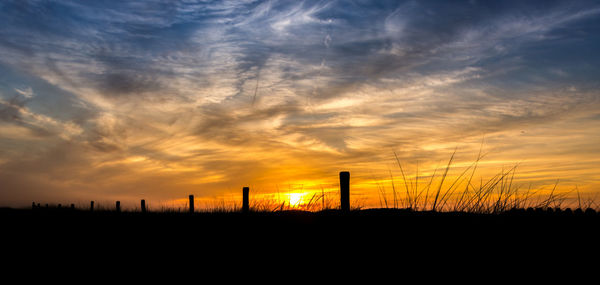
[1,0,599,209]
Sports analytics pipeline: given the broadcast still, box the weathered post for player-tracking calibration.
[189,195,194,213]
[90,201,94,212]
[340,171,350,212]
[242,187,250,213]
[116,201,121,212]
[141,199,146,213]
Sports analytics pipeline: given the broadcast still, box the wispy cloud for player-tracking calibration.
[1,0,600,206]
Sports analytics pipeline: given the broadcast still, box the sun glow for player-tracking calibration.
[288,193,304,207]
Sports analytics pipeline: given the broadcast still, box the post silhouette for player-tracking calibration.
[242,187,250,213]
[340,171,350,212]
[58,204,62,209]
[90,201,94,212]
[141,199,146,213]
[116,201,121,212]
[32,202,35,209]
[71,204,75,210]
[189,195,194,213]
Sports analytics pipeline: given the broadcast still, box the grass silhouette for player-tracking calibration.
[369,150,599,214]
[25,150,597,214]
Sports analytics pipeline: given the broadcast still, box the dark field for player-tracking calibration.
[3,207,599,252]
[2,207,599,278]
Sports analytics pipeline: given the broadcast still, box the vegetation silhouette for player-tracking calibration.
[4,152,600,262]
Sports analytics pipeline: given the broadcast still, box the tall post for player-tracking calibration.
[189,195,194,213]
[242,187,250,213]
[90,201,94,212]
[340,171,350,212]
[141,199,146,213]
[116,201,121,212]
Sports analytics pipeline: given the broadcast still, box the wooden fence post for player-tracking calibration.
[116,201,121,212]
[340,171,350,212]
[242,187,249,213]
[141,199,146,213]
[90,201,94,212]
[189,195,194,213]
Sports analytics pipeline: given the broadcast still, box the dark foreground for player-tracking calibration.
[2,207,599,274]
[3,207,599,245]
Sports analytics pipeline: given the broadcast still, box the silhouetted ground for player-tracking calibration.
[4,207,594,281]
[3,207,598,245]
[2,207,599,274]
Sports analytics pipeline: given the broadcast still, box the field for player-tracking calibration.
[5,156,600,267]
[2,206,598,280]
[4,158,600,267]
[4,207,598,251]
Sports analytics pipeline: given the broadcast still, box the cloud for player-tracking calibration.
[1,0,600,206]
[14,87,34,98]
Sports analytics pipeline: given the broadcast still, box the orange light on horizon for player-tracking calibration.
[288,193,304,207]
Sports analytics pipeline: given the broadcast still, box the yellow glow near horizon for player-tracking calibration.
[288,193,303,207]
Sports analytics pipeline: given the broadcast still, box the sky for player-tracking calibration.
[1,0,599,209]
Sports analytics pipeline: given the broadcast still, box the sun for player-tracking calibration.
[289,193,303,207]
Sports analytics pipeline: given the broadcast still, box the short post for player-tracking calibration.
[141,199,146,213]
[90,201,94,212]
[57,204,62,209]
[70,204,75,210]
[32,202,36,209]
[242,187,250,213]
[189,195,194,213]
[340,171,350,212]
[116,201,121,212]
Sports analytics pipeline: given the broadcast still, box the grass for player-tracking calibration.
[10,151,600,266]
[372,150,600,214]
[21,150,599,214]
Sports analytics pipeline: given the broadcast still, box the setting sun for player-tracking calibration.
[288,193,304,208]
